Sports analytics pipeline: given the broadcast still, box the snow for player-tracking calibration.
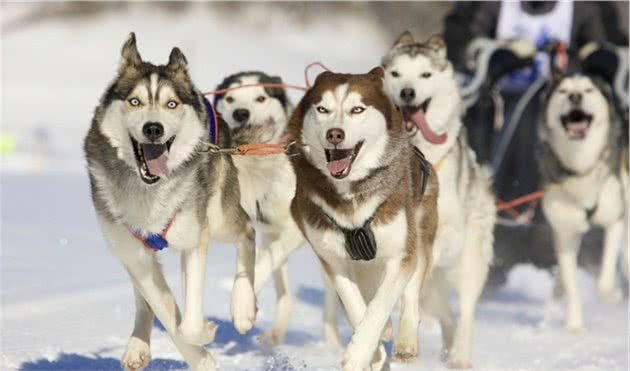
[1,4,628,371]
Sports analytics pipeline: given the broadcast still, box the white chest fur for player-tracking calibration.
[233,154,296,228]
[303,202,408,262]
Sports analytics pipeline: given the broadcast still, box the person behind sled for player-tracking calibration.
[443,1,628,287]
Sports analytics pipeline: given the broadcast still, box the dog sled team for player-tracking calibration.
[84,30,628,371]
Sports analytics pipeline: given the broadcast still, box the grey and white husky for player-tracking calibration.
[382,31,495,368]
[213,71,340,347]
[84,34,257,371]
[538,74,628,331]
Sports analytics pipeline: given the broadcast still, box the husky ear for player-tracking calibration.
[368,66,385,79]
[392,31,415,49]
[120,32,142,71]
[313,70,334,85]
[168,47,188,71]
[426,34,447,60]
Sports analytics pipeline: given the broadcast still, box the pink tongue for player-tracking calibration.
[408,110,448,144]
[326,156,352,175]
[142,144,170,178]
[567,121,588,135]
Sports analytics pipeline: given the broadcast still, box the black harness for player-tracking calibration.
[320,148,431,261]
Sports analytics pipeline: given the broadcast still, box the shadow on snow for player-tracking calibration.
[20,352,187,370]
[153,316,317,356]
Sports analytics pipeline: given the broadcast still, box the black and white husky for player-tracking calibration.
[84,34,257,371]
[213,71,340,347]
[539,74,628,331]
[382,32,495,368]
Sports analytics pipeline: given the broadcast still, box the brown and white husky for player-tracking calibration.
[287,67,438,371]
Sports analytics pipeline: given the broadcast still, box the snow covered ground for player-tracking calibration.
[1,4,628,371]
[2,172,628,371]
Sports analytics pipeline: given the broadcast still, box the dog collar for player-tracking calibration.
[319,207,379,261]
[126,213,176,252]
[203,98,219,145]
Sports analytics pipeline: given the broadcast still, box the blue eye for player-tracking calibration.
[351,106,365,114]
[128,97,141,106]
[167,100,178,109]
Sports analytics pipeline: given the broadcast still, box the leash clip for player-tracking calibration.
[284,141,307,157]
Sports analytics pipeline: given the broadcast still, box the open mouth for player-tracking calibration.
[130,135,175,184]
[561,109,593,140]
[401,98,447,144]
[324,140,364,179]
[402,99,431,132]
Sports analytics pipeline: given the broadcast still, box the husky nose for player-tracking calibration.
[400,88,416,103]
[569,92,582,105]
[233,109,250,124]
[326,128,345,146]
[142,122,164,142]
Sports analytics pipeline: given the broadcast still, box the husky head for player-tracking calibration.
[382,31,460,147]
[214,72,290,144]
[545,75,611,141]
[92,33,208,185]
[289,67,405,185]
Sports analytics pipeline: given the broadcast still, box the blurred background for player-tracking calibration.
[3,1,624,172]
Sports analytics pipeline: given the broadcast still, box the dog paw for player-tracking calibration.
[258,327,284,347]
[231,277,256,334]
[447,358,472,369]
[392,340,418,363]
[598,285,622,304]
[121,337,151,371]
[177,320,217,345]
[342,340,371,371]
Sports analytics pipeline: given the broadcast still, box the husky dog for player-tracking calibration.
[382,31,495,368]
[213,72,340,347]
[288,67,438,371]
[538,74,627,331]
[84,34,257,371]
[214,71,291,142]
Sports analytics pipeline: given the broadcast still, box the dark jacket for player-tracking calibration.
[444,1,619,72]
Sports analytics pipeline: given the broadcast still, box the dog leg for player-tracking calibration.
[321,267,342,350]
[102,220,215,371]
[126,260,216,371]
[598,219,623,303]
[121,287,152,371]
[553,230,585,332]
[254,231,302,293]
[232,228,257,334]
[393,258,422,363]
[341,258,417,371]
[177,224,216,345]
[448,230,489,369]
[420,269,454,360]
[260,262,293,346]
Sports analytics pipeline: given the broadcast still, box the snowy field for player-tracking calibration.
[2,173,628,371]
[1,4,628,371]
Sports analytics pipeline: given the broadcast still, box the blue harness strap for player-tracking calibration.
[127,213,176,252]
[204,98,219,145]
